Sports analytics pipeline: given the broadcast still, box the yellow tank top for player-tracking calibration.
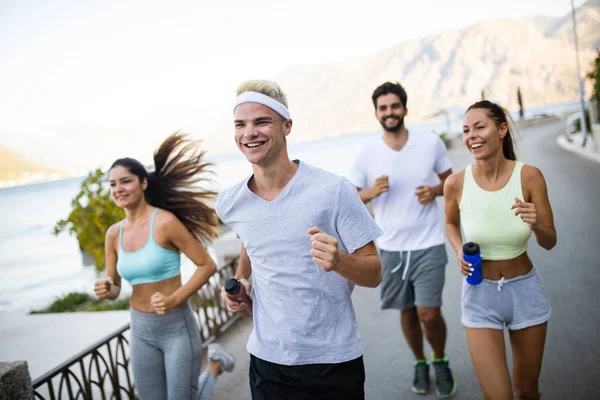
[459,161,531,260]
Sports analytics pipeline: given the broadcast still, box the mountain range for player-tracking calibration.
[203,0,600,153]
[2,1,599,178]
[0,146,64,186]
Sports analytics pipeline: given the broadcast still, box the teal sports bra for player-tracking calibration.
[116,208,181,285]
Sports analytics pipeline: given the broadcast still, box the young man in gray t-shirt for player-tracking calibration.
[217,80,383,400]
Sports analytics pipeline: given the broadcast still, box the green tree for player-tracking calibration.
[54,168,124,272]
[587,49,600,123]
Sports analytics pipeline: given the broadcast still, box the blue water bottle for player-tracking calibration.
[463,242,483,285]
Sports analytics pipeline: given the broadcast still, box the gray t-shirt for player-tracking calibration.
[216,161,382,365]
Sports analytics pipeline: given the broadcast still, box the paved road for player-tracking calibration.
[212,121,600,399]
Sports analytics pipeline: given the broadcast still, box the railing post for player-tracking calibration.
[78,359,92,400]
[105,341,121,400]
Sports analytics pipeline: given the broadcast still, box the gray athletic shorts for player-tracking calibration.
[379,244,448,310]
[461,266,551,331]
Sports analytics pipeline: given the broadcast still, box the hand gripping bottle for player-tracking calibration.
[224,278,253,318]
[463,242,483,285]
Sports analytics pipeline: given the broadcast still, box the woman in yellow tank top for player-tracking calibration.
[444,101,557,400]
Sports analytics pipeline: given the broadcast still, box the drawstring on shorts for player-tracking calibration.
[497,276,506,292]
[391,251,412,280]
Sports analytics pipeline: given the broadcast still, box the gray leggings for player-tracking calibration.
[130,303,216,400]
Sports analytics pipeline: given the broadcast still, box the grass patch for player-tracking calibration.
[30,292,130,314]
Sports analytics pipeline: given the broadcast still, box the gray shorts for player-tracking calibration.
[379,244,448,310]
[461,266,551,331]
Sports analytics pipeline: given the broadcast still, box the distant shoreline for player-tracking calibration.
[1,100,584,191]
[0,174,84,191]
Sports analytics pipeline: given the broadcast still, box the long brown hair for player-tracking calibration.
[466,100,517,161]
[110,132,218,242]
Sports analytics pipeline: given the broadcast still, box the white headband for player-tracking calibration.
[233,91,290,120]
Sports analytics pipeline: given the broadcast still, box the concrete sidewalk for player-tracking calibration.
[556,132,600,164]
[209,317,253,399]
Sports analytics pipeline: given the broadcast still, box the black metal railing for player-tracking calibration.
[32,259,239,400]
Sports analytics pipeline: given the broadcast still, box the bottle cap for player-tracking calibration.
[462,242,480,256]
[224,278,242,295]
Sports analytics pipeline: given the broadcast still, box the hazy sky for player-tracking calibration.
[0,0,588,171]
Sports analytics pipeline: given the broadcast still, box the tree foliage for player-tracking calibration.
[587,49,600,122]
[30,292,130,313]
[54,168,124,272]
[587,50,600,101]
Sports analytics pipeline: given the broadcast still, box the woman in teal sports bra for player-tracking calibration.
[93,132,235,400]
[444,101,557,400]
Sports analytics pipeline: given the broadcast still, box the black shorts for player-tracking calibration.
[249,354,365,400]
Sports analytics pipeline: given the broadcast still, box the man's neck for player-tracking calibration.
[249,154,299,201]
[382,126,409,151]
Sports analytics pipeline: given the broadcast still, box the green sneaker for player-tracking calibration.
[432,354,456,398]
[412,359,431,394]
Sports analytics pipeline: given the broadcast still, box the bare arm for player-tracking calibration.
[434,169,453,197]
[234,245,252,280]
[94,224,122,300]
[444,172,472,276]
[358,187,377,203]
[416,168,453,205]
[221,244,253,314]
[336,241,382,288]
[357,175,389,204]
[164,214,217,308]
[513,166,557,250]
[308,227,382,288]
[444,173,464,255]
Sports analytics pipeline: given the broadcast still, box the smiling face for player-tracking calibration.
[233,102,292,166]
[462,108,508,160]
[375,93,407,133]
[109,166,147,208]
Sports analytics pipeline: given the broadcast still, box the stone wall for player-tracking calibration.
[0,361,32,400]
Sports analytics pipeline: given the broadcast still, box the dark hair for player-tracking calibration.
[110,132,218,242]
[466,100,517,161]
[372,82,408,109]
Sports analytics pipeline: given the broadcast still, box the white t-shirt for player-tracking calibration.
[349,130,452,251]
[216,161,382,365]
